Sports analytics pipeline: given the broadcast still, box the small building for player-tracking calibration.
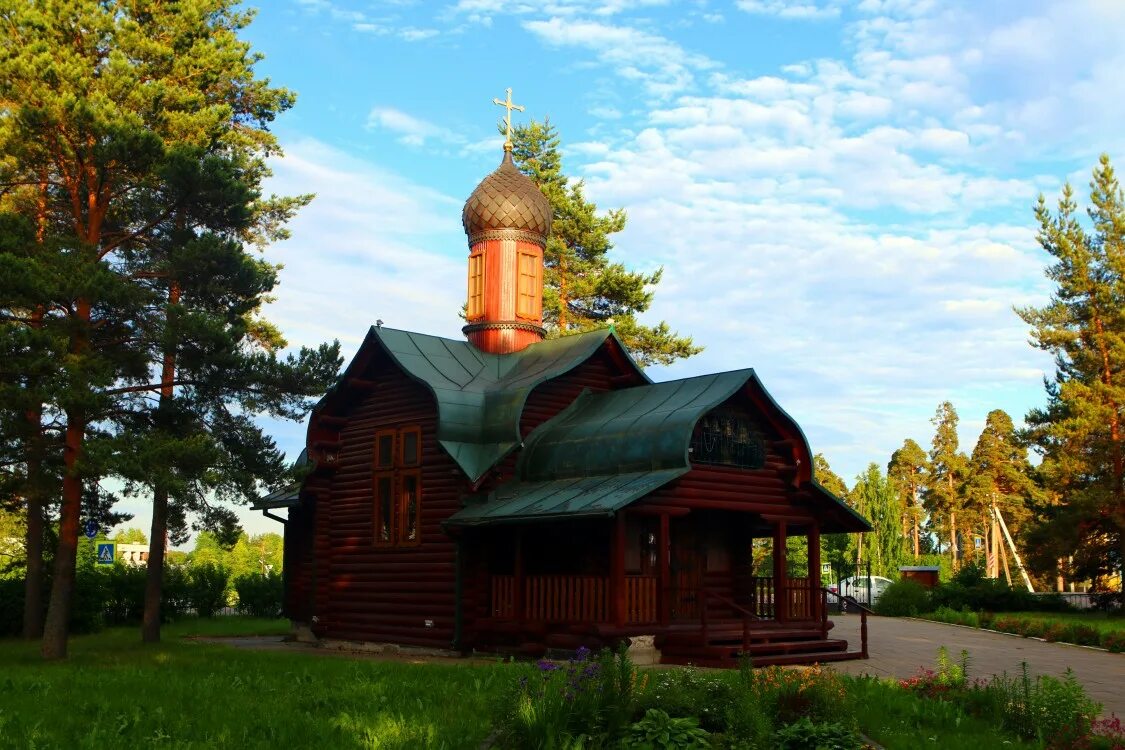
[899,565,940,589]
[257,122,871,666]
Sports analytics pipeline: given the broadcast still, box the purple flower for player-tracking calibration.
[574,646,591,661]
[537,659,559,672]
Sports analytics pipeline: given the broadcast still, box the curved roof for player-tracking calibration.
[449,369,870,532]
[519,370,753,481]
[312,326,647,483]
[462,150,552,244]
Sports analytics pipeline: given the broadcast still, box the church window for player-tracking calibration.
[517,251,539,319]
[373,426,423,547]
[467,252,484,319]
[690,411,767,469]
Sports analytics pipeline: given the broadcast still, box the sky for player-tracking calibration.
[112,0,1125,542]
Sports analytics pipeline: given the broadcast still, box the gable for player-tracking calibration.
[305,325,647,483]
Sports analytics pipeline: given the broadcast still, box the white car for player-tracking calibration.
[831,575,895,605]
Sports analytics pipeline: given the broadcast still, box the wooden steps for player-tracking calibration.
[658,618,861,668]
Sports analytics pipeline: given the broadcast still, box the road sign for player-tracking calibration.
[96,542,115,566]
[84,520,98,539]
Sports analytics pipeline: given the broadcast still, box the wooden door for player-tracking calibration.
[670,523,703,620]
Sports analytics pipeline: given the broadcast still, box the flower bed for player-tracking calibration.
[896,647,1117,749]
[921,607,1125,652]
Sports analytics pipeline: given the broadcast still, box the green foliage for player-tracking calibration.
[888,438,929,558]
[849,464,907,577]
[497,646,637,749]
[773,717,863,750]
[187,563,230,617]
[988,664,1100,748]
[233,571,283,618]
[1017,155,1125,585]
[635,668,733,732]
[623,709,710,750]
[925,401,969,564]
[875,579,931,616]
[509,119,700,367]
[113,528,147,544]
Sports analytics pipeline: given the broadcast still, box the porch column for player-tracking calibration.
[772,521,787,622]
[612,511,627,627]
[658,513,670,625]
[808,522,821,622]
[514,529,524,623]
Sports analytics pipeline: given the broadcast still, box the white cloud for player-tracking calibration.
[366,107,466,146]
[735,0,842,20]
[399,27,439,41]
[523,17,717,96]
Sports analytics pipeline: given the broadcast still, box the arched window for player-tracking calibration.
[689,410,767,469]
[373,426,423,547]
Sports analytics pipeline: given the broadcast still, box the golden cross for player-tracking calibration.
[493,87,525,149]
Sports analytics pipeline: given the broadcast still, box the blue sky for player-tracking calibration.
[114,0,1125,540]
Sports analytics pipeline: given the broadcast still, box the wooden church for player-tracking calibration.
[257,100,872,666]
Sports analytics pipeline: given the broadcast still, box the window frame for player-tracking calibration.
[516,250,540,319]
[467,251,485,320]
[372,425,424,548]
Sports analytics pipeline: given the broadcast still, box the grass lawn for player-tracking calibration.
[0,617,1052,749]
[0,618,503,749]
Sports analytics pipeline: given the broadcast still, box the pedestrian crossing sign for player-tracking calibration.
[96,542,115,566]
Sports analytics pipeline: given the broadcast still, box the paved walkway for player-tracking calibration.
[827,614,1125,718]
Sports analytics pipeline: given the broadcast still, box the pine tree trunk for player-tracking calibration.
[41,297,91,660]
[142,486,168,643]
[912,516,920,561]
[24,184,49,639]
[950,510,958,568]
[22,402,45,639]
[142,281,179,644]
[41,405,85,660]
[22,306,47,639]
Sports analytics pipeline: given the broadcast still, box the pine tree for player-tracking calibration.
[888,438,929,561]
[509,119,701,366]
[1017,155,1125,586]
[964,410,1039,578]
[924,401,968,568]
[0,1,338,658]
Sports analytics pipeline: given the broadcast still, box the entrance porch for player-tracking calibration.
[466,508,867,666]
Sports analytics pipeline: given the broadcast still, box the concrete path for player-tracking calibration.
[827,614,1125,718]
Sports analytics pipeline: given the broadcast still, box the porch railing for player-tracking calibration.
[748,576,823,621]
[490,574,658,624]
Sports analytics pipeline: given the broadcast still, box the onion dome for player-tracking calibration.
[462,148,552,246]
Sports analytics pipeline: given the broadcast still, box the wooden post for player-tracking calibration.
[773,521,787,622]
[808,522,821,622]
[514,530,524,623]
[658,512,670,625]
[613,512,626,627]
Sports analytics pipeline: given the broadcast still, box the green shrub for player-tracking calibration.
[0,578,26,636]
[623,709,710,749]
[773,717,863,750]
[1102,631,1125,652]
[188,564,230,617]
[875,579,930,616]
[987,664,1100,747]
[635,667,732,732]
[162,565,192,620]
[496,646,637,748]
[233,571,283,617]
[102,563,147,625]
[745,665,848,726]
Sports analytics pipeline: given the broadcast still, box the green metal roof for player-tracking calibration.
[519,371,754,481]
[363,326,647,482]
[446,469,687,526]
[447,371,752,526]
